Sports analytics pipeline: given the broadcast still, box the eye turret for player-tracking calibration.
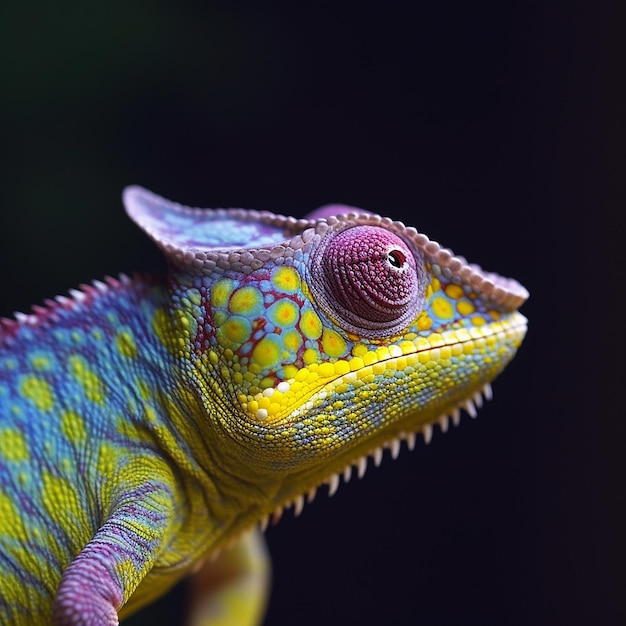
[309,225,425,338]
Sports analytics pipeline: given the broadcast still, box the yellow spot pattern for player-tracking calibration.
[229,286,263,317]
[218,317,251,348]
[283,329,303,353]
[321,329,347,357]
[417,313,433,331]
[116,331,138,358]
[0,491,28,540]
[30,355,52,371]
[137,378,152,401]
[271,266,301,292]
[152,308,177,354]
[20,376,54,411]
[457,299,475,315]
[41,471,90,533]
[97,442,121,477]
[300,310,322,339]
[471,315,486,327]
[303,348,319,365]
[0,428,29,461]
[69,355,106,404]
[211,279,234,307]
[269,299,298,326]
[252,337,282,369]
[431,296,454,320]
[445,283,464,299]
[60,411,87,445]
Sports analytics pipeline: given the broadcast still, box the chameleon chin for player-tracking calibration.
[0,186,528,625]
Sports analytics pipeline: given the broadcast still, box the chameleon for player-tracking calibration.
[0,186,528,625]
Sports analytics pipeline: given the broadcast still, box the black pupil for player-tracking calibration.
[387,249,405,268]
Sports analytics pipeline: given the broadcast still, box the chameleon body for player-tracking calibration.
[0,187,528,625]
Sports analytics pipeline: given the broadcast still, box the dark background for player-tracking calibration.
[0,2,623,625]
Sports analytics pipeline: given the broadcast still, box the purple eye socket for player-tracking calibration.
[309,225,425,337]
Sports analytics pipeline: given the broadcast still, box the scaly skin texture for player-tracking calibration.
[0,187,528,625]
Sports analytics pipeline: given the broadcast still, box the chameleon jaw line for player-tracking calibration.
[258,380,496,532]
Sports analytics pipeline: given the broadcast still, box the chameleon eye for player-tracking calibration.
[309,225,424,338]
[387,249,406,268]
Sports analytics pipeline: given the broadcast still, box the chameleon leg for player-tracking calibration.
[51,479,175,626]
[186,528,271,626]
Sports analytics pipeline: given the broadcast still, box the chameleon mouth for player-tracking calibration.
[246,311,528,423]
[255,313,528,529]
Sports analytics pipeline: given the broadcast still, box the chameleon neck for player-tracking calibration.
[136,272,277,536]
[1,276,264,548]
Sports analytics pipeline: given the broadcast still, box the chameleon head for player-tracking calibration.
[124,187,528,515]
